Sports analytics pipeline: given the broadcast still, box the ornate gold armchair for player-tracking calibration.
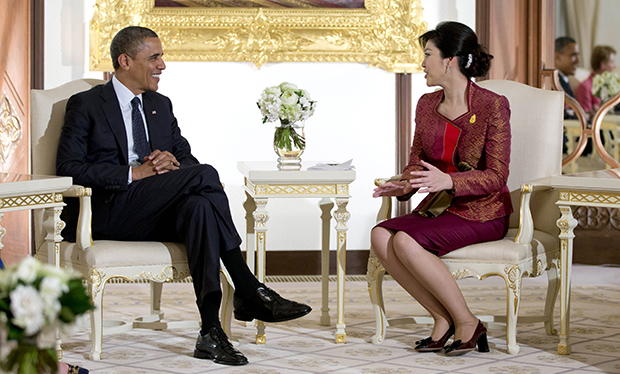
[367,79,565,354]
[31,79,234,360]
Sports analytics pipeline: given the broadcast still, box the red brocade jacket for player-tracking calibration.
[401,80,513,222]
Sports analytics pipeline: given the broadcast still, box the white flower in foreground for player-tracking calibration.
[15,257,40,284]
[40,276,67,320]
[10,284,45,335]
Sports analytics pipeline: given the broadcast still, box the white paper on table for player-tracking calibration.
[307,159,355,171]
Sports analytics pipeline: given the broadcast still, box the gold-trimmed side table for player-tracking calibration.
[541,170,620,355]
[238,161,356,344]
[0,173,72,266]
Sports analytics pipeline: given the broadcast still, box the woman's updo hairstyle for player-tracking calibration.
[418,21,493,79]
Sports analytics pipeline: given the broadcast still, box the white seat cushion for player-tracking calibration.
[40,241,187,268]
[441,229,558,263]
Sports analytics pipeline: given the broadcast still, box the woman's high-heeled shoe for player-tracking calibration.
[415,325,455,352]
[444,320,489,356]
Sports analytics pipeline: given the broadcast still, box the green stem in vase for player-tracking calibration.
[274,125,305,152]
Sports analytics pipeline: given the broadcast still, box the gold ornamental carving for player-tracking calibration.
[90,0,426,73]
[451,268,476,280]
[255,184,337,195]
[0,94,22,165]
[505,265,521,314]
[0,193,57,209]
[558,190,620,206]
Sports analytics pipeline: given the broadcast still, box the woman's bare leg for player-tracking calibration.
[391,231,479,342]
[371,227,453,339]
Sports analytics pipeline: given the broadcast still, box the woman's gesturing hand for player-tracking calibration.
[373,180,414,198]
[407,160,453,194]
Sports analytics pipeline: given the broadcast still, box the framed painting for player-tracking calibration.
[89,0,426,73]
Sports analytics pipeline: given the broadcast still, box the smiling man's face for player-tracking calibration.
[121,37,166,95]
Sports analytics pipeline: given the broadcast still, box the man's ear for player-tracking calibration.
[117,53,131,71]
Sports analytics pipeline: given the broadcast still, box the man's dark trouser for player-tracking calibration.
[101,164,242,307]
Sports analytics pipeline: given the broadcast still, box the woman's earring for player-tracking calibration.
[446,65,450,73]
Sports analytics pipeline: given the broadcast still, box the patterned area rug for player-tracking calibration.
[59,280,620,373]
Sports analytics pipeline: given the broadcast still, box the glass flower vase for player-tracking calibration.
[273,122,305,170]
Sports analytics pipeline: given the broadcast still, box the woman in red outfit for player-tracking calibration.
[371,21,512,356]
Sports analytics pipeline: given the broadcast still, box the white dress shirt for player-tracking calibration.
[112,76,150,183]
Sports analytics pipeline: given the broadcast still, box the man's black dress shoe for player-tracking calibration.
[194,326,248,365]
[234,284,312,323]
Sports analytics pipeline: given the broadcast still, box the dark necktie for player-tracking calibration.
[131,97,149,163]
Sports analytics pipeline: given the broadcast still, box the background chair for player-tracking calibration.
[31,79,234,360]
[367,79,565,354]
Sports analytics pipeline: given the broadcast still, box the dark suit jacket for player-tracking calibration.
[401,80,513,222]
[56,81,199,240]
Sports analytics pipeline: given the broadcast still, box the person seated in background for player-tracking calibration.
[555,36,580,100]
[56,25,311,366]
[576,45,617,118]
[555,36,581,154]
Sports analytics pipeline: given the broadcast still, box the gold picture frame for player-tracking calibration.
[89,0,426,73]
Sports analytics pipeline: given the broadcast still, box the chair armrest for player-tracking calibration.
[62,184,93,250]
[513,183,555,245]
[62,184,92,198]
[374,175,401,224]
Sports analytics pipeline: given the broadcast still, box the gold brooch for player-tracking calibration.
[470,114,476,123]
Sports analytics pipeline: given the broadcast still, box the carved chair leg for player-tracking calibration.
[367,247,388,344]
[150,281,163,319]
[504,269,523,355]
[544,259,560,335]
[89,276,105,361]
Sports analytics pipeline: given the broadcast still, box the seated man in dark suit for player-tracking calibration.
[56,25,311,366]
[555,36,581,154]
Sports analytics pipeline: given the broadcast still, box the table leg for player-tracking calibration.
[253,197,269,344]
[319,198,334,326]
[43,206,66,358]
[243,192,257,275]
[557,205,577,355]
[334,198,350,343]
[0,212,5,253]
[43,207,65,269]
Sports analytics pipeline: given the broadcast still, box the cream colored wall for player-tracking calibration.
[43,0,474,252]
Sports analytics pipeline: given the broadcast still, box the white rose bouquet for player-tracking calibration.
[0,257,93,374]
[592,71,620,102]
[257,82,317,155]
[257,82,316,125]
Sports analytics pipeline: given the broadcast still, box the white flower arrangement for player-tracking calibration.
[0,257,93,374]
[257,82,317,125]
[592,71,620,102]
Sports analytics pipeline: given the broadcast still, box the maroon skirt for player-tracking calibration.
[375,211,510,257]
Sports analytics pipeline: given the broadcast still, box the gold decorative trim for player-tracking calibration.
[505,265,521,314]
[89,0,426,73]
[0,93,22,165]
[558,190,620,205]
[0,193,57,209]
[558,344,568,355]
[137,266,191,282]
[255,184,336,195]
[335,333,346,343]
[451,268,477,280]
[256,334,266,344]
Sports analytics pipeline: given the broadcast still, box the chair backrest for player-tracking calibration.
[476,80,564,191]
[31,79,107,248]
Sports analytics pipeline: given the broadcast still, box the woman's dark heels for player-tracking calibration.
[415,325,455,352]
[444,320,489,356]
